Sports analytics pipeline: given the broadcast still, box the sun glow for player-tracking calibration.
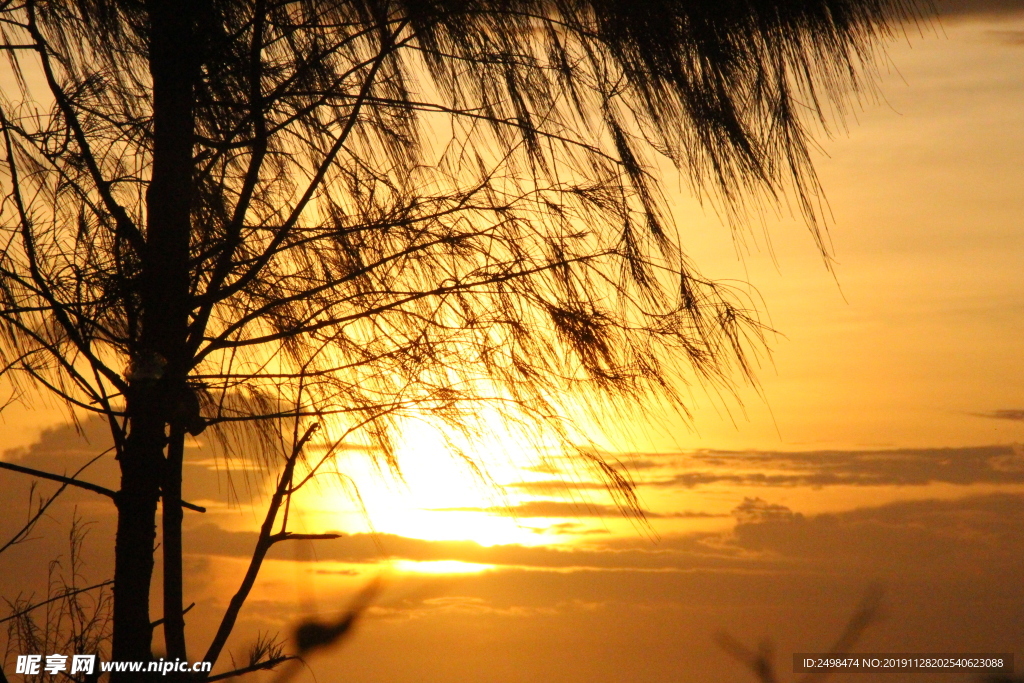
[391,560,496,575]
[297,416,589,547]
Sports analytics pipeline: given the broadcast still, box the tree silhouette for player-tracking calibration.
[0,0,924,679]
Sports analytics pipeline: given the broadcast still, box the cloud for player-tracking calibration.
[0,416,276,513]
[1,418,118,489]
[505,480,610,495]
[533,523,611,536]
[10,422,1024,683]
[181,490,1024,582]
[731,498,802,524]
[0,419,120,575]
[140,494,1024,683]
[730,493,1024,579]
[276,499,1024,683]
[973,409,1024,421]
[614,458,662,470]
[430,501,725,520]
[635,445,1024,488]
[0,416,270,605]
[504,445,1024,494]
[184,523,765,573]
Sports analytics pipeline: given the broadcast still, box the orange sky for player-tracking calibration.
[2,5,1024,683]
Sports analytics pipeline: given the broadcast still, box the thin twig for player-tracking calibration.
[150,602,195,628]
[0,580,113,625]
[205,655,298,682]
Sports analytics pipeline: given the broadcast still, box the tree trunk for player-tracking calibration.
[112,402,164,669]
[163,427,188,661]
[111,1,198,677]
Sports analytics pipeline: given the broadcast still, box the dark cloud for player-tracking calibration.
[8,420,1024,683]
[0,416,272,510]
[1,418,119,490]
[730,493,1024,580]
[0,419,120,585]
[614,458,662,471]
[974,409,1024,421]
[177,488,1024,683]
[505,445,1024,493]
[182,492,1024,580]
[0,417,267,610]
[731,498,802,524]
[638,444,1024,488]
[184,523,766,573]
[205,488,1024,683]
[291,497,1024,683]
[431,501,724,520]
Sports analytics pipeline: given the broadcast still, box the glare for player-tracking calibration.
[391,560,495,575]
[298,416,579,547]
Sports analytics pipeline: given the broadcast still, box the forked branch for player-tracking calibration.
[202,423,336,673]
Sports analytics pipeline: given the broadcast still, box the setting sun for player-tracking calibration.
[298,417,585,548]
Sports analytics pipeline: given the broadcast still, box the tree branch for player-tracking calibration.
[0,580,114,625]
[194,18,409,313]
[204,655,298,682]
[0,460,118,500]
[0,449,110,555]
[0,461,207,513]
[202,423,323,672]
[24,1,145,254]
[268,532,341,544]
[150,602,195,628]
[0,105,129,396]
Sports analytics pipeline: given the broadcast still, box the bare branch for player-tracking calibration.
[192,17,411,316]
[205,655,297,682]
[0,448,110,555]
[0,580,113,625]
[0,460,118,501]
[202,423,323,672]
[0,460,207,513]
[150,602,195,629]
[268,532,341,544]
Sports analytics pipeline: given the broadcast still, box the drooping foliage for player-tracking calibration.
[0,0,923,441]
[0,0,925,672]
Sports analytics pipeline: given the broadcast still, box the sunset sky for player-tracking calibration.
[2,2,1023,682]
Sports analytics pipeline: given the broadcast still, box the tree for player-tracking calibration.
[0,0,924,679]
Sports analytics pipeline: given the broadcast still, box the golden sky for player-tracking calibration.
[2,4,1024,683]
